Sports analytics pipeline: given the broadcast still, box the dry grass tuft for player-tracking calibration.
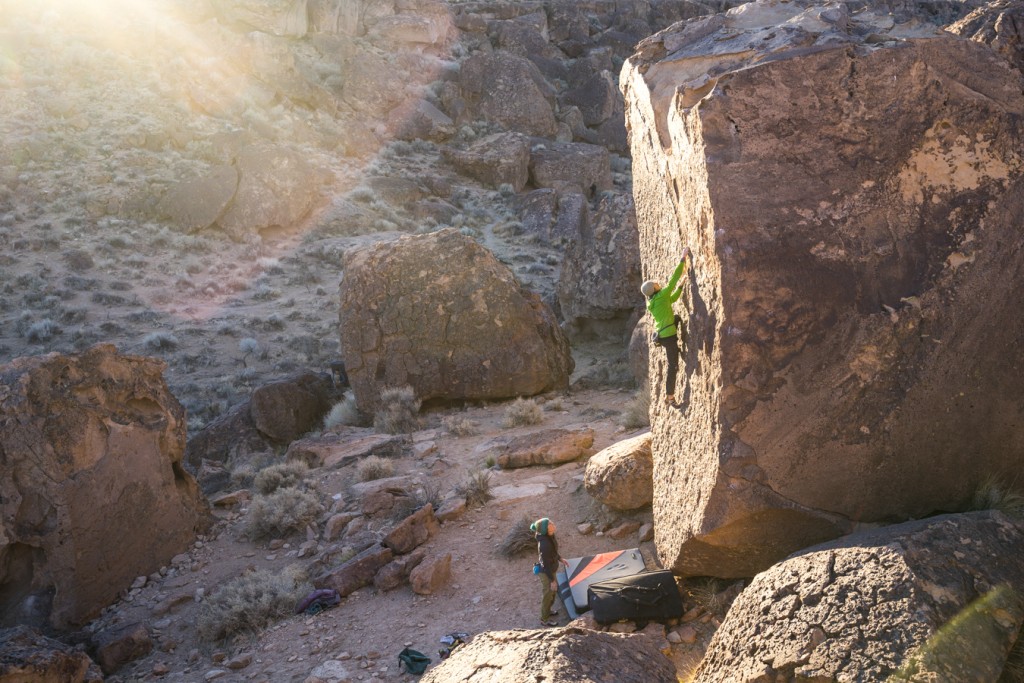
[498,515,538,559]
[970,476,1024,519]
[246,487,324,541]
[374,385,421,434]
[196,565,310,643]
[357,455,394,482]
[324,394,361,430]
[456,469,494,508]
[503,397,543,428]
[442,414,479,437]
[253,461,310,496]
[618,390,650,430]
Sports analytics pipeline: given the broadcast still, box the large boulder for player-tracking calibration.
[217,144,322,240]
[157,164,238,234]
[556,191,642,331]
[0,345,209,629]
[695,511,1024,682]
[529,140,612,195]
[477,426,595,469]
[584,431,653,511]
[442,132,532,191]
[0,626,103,683]
[947,0,1024,74]
[339,229,574,411]
[622,0,1024,578]
[459,51,558,137]
[421,627,677,682]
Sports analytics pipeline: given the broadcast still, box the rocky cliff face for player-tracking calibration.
[622,0,1024,577]
[0,345,209,629]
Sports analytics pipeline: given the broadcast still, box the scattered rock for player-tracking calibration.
[409,552,452,595]
[584,432,653,511]
[382,504,440,555]
[435,497,467,522]
[287,428,407,469]
[314,544,394,597]
[459,51,558,137]
[478,426,594,469]
[374,548,427,591]
[305,658,356,683]
[92,622,152,675]
[607,521,643,540]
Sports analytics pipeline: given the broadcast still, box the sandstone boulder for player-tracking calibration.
[157,164,238,234]
[559,70,618,126]
[584,431,653,511]
[217,144,321,240]
[556,191,641,331]
[92,622,152,675]
[421,627,677,682]
[382,504,439,555]
[514,188,591,246]
[313,544,393,597]
[442,132,531,191]
[0,345,209,629]
[947,0,1024,74]
[373,548,426,591]
[695,511,1024,682]
[286,428,408,469]
[0,626,103,683]
[339,229,574,411]
[622,0,1024,577]
[459,51,558,137]
[250,371,333,443]
[478,426,594,469]
[529,140,612,195]
[409,552,451,595]
[388,99,455,142]
[366,10,452,50]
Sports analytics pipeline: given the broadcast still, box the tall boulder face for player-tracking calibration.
[694,512,1024,682]
[622,0,1024,577]
[0,345,210,629]
[339,229,574,411]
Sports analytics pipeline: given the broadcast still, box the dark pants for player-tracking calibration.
[661,334,680,396]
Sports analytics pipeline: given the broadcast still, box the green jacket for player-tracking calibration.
[647,259,688,337]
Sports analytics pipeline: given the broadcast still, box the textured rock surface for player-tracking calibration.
[947,0,1024,73]
[623,0,1024,577]
[584,431,653,511]
[459,51,557,136]
[0,625,103,683]
[339,229,573,411]
[313,544,393,597]
[92,622,152,675]
[382,504,439,555]
[0,345,209,629]
[695,511,1024,682]
[421,627,677,682]
[409,552,451,595]
[249,371,332,443]
[528,140,612,195]
[556,191,642,331]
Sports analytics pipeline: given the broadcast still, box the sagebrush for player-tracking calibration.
[324,395,361,430]
[619,390,651,430]
[357,455,394,482]
[456,469,493,508]
[503,397,543,428]
[374,385,421,434]
[498,515,538,559]
[246,487,324,541]
[196,565,310,642]
[253,461,310,495]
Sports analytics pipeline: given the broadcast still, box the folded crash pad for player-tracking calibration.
[556,548,646,618]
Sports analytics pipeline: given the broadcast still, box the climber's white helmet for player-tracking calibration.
[641,280,661,298]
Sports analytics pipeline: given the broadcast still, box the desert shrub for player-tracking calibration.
[323,395,361,430]
[618,390,651,430]
[969,476,1024,519]
[25,319,60,343]
[442,415,479,437]
[196,565,309,643]
[357,455,394,482]
[62,249,94,272]
[455,469,493,509]
[503,398,543,428]
[498,515,538,559]
[544,397,565,412]
[685,578,732,616]
[374,385,421,434]
[143,331,178,351]
[246,486,324,541]
[253,462,310,495]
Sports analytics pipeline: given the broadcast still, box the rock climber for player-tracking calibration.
[531,517,569,627]
[641,247,691,406]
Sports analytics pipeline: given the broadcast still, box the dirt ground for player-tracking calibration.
[89,383,715,683]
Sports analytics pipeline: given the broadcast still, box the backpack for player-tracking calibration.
[651,314,684,347]
[398,647,431,675]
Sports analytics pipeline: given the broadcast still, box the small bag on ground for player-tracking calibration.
[398,647,431,675]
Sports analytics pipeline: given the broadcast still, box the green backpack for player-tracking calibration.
[398,647,431,675]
